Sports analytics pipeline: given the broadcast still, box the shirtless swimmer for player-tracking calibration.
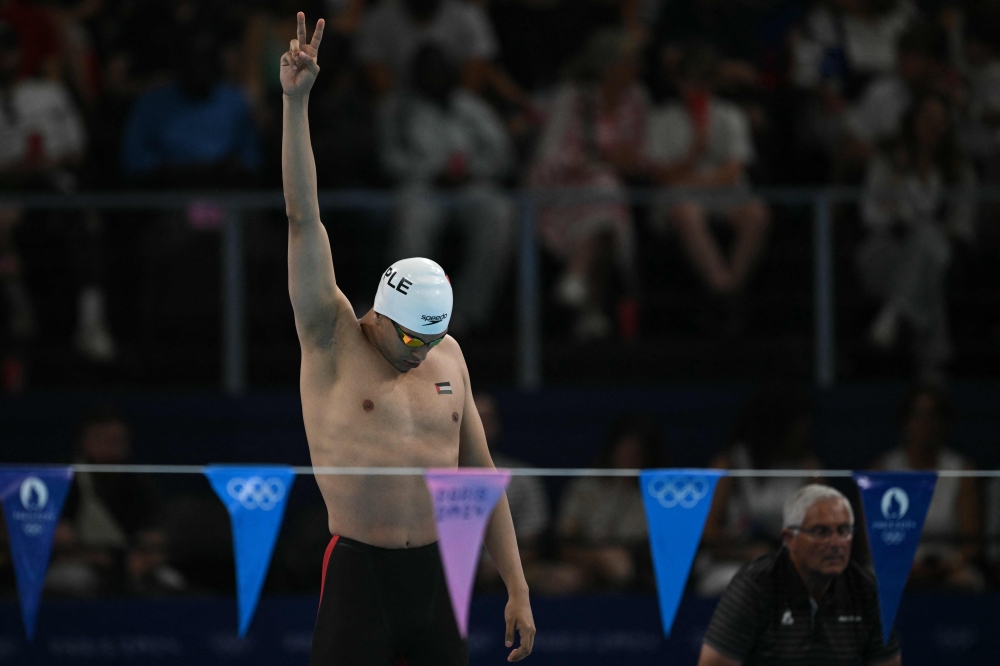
[280,12,535,665]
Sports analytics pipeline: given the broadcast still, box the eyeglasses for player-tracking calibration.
[789,524,855,540]
[392,320,446,348]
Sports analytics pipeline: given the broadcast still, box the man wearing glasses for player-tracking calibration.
[280,13,534,665]
[698,485,902,666]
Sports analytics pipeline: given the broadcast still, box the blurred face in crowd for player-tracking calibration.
[912,97,948,151]
[80,420,131,464]
[611,435,644,469]
[784,498,853,581]
[904,392,945,452]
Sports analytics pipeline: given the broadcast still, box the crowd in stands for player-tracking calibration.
[1,385,998,600]
[0,0,998,387]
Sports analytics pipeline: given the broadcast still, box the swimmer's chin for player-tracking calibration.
[402,360,421,370]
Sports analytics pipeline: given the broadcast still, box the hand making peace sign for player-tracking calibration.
[280,12,325,97]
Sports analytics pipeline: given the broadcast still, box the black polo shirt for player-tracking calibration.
[703,549,901,666]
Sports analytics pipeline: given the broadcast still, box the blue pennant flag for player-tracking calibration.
[0,467,74,641]
[640,469,724,636]
[854,471,937,644]
[205,466,295,637]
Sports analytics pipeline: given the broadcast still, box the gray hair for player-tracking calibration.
[782,484,854,529]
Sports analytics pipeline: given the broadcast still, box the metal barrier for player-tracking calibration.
[3,187,998,393]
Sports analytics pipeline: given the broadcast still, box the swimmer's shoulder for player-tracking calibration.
[434,335,471,386]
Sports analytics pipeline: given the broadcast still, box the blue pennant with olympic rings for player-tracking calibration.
[854,471,937,644]
[0,467,73,641]
[206,466,295,637]
[640,469,725,637]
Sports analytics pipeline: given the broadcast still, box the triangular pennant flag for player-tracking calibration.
[640,469,724,637]
[205,465,295,637]
[425,468,510,637]
[0,467,74,641]
[854,471,937,644]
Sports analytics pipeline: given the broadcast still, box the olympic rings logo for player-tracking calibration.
[647,475,710,509]
[226,477,286,511]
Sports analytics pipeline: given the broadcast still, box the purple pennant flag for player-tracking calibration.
[0,467,74,641]
[425,468,510,637]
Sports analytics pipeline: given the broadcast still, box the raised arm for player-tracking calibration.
[281,13,350,348]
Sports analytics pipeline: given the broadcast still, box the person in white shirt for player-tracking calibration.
[356,0,498,95]
[857,93,976,379]
[843,21,948,167]
[873,386,984,591]
[0,20,114,382]
[380,44,514,332]
[647,43,770,296]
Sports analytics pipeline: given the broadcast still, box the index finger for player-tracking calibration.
[310,18,325,51]
[297,12,307,44]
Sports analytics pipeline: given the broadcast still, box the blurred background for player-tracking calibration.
[1,0,999,663]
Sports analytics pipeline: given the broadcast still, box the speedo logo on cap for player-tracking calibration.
[422,314,448,326]
[383,268,413,295]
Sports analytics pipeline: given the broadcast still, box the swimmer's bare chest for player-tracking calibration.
[299,333,466,547]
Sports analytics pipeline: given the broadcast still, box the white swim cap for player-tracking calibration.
[373,258,453,335]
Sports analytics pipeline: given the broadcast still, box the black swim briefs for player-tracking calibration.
[310,535,468,666]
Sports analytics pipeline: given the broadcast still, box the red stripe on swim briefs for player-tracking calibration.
[318,534,340,611]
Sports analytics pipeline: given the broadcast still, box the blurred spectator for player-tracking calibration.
[873,385,984,591]
[647,42,771,301]
[44,0,104,106]
[487,0,641,94]
[841,20,949,173]
[792,0,920,101]
[121,31,261,188]
[528,29,645,340]
[648,0,763,98]
[474,392,550,590]
[0,18,84,188]
[857,93,976,380]
[0,19,113,390]
[380,44,514,332]
[357,0,536,128]
[696,385,821,595]
[554,412,667,592]
[47,404,172,596]
[125,528,186,595]
[356,0,499,96]
[957,10,1000,182]
[246,2,381,188]
[106,0,244,86]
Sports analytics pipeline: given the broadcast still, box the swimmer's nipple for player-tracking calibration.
[363,399,374,412]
